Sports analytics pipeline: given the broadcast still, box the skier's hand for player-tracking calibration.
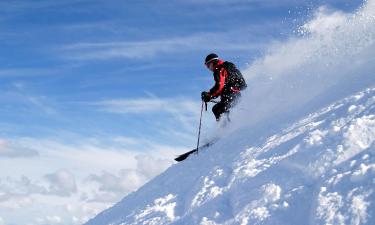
[201,91,211,102]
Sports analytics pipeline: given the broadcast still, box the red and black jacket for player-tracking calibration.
[208,60,246,98]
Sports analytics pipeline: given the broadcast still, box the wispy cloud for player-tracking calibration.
[94,96,202,136]
[97,98,169,113]
[9,82,60,116]
[0,139,39,158]
[61,29,271,61]
[0,68,57,78]
[180,0,296,5]
[0,0,89,13]
[95,97,197,114]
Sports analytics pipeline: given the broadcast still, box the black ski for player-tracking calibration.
[174,142,214,162]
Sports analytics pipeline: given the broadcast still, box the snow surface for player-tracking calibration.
[84,87,375,225]
[85,1,375,225]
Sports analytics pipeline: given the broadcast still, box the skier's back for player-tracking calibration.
[201,53,247,121]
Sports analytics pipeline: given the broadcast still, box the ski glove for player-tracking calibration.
[201,91,211,102]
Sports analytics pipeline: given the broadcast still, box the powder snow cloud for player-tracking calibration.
[229,1,375,134]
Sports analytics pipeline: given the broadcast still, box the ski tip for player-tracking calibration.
[174,149,197,162]
[174,141,216,162]
[174,153,190,162]
[174,156,185,162]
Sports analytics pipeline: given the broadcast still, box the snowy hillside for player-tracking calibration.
[84,87,375,225]
[84,1,375,225]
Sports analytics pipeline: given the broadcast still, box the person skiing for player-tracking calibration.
[201,53,247,121]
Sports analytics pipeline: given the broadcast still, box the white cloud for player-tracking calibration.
[0,194,34,209]
[43,141,139,172]
[87,170,145,198]
[68,203,106,225]
[0,139,39,158]
[0,135,183,173]
[0,217,4,225]
[0,136,184,204]
[36,215,63,225]
[135,154,171,179]
[44,170,77,197]
[0,120,189,223]
[46,215,63,224]
[0,176,46,209]
[85,154,171,202]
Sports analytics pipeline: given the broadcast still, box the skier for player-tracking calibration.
[201,53,247,121]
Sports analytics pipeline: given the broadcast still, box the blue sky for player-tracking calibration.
[0,0,365,224]
[0,0,361,144]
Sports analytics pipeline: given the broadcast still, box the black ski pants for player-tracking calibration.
[212,92,241,121]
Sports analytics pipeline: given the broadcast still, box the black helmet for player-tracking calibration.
[205,53,219,65]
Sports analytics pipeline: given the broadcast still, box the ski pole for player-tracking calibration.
[196,101,204,154]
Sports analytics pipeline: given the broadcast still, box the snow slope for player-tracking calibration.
[84,87,375,225]
[84,2,375,225]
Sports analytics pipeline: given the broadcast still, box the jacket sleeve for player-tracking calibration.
[209,68,227,97]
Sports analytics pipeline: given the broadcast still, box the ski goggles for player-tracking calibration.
[205,57,218,67]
